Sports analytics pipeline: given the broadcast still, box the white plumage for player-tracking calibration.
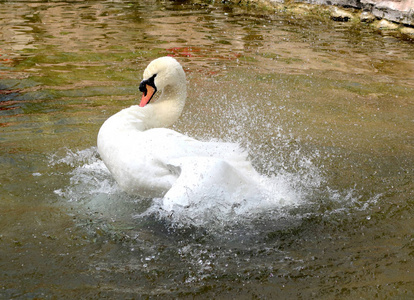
[97,56,262,211]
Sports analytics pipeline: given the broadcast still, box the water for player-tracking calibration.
[1,1,413,298]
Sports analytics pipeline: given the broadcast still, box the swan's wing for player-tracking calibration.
[144,128,254,172]
[104,127,258,199]
[141,129,262,211]
[162,156,262,211]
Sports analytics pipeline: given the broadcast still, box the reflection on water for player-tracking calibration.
[1,0,413,298]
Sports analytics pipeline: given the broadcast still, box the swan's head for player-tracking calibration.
[138,56,186,107]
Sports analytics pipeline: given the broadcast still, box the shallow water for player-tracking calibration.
[1,0,413,298]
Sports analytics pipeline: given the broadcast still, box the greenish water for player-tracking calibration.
[1,1,413,298]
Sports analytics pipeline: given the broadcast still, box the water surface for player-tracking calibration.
[1,1,413,298]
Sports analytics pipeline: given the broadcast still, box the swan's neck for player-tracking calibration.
[100,78,186,137]
[145,82,186,129]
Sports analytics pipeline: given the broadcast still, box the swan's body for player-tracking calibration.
[97,57,262,210]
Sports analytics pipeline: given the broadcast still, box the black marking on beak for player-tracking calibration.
[139,74,157,97]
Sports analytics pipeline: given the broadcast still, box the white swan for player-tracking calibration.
[97,56,262,211]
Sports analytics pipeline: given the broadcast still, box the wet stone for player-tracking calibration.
[360,11,376,23]
[375,18,400,29]
[400,26,414,36]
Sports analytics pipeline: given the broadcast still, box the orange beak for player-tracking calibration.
[139,84,156,107]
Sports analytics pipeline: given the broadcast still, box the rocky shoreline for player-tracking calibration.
[227,0,414,38]
[294,0,414,26]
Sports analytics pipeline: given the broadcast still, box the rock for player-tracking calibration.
[360,11,376,23]
[370,0,414,26]
[400,26,414,36]
[375,19,399,29]
[330,7,354,21]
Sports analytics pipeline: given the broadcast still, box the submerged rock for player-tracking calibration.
[330,7,354,21]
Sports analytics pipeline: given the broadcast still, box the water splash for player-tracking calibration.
[48,89,380,234]
[51,147,117,201]
[50,137,327,231]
